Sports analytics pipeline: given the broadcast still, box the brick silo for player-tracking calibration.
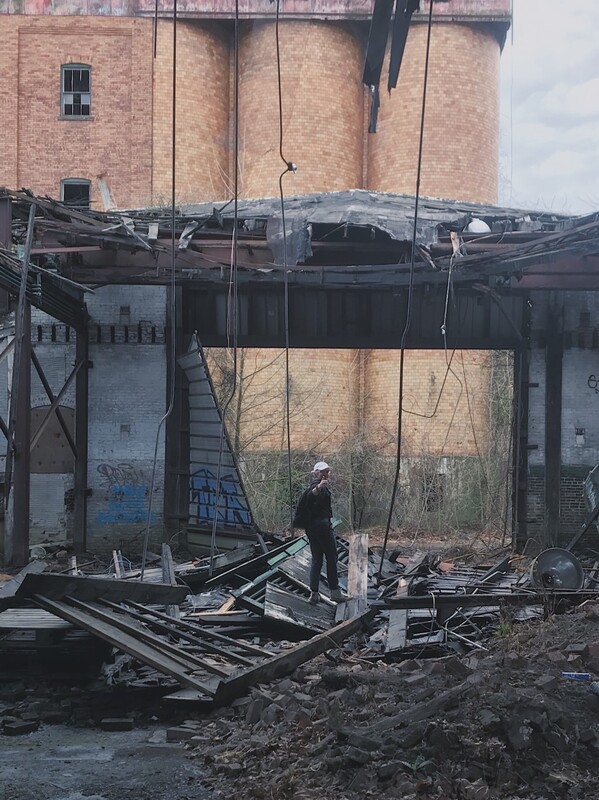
[367,21,501,204]
[153,21,231,203]
[237,21,365,199]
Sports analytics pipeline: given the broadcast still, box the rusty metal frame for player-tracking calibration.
[1,196,90,565]
[30,349,77,456]
[29,358,84,453]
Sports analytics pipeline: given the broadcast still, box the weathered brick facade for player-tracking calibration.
[0,3,507,548]
[152,20,231,203]
[0,15,154,209]
[368,23,500,203]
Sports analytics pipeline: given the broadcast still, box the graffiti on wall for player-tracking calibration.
[97,462,146,487]
[95,462,156,525]
[588,375,599,393]
[190,468,252,527]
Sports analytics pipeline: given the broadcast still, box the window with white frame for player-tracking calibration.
[61,64,91,117]
[61,179,91,208]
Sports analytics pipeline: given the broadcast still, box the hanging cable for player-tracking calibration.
[275,0,297,525]
[377,0,435,581]
[141,0,178,581]
[153,0,159,58]
[208,0,241,577]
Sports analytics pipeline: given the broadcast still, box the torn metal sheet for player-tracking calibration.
[178,334,259,544]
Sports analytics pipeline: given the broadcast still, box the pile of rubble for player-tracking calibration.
[185,604,599,800]
[3,535,599,799]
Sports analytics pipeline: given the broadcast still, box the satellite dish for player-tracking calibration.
[531,548,585,590]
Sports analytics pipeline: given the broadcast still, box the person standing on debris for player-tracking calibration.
[304,461,344,605]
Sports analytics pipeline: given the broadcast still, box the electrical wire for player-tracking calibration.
[275,0,296,525]
[377,0,435,581]
[140,0,178,581]
[208,0,241,577]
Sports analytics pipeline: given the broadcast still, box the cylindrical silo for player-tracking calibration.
[153,21,230,203]
[238,21,365,198]
[368,22,501,204]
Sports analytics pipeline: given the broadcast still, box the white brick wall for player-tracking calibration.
[30,341,76,409]
[86,285,167,326]
[527,350,546,467]
[527,347,599,468]
[561,348,599,467]
[86,286,168,553]
[1,286,168,554]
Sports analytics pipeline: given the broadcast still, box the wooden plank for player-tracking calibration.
[386,577,408,653]
[0,560,48,597]
[16,573,187,605]
[217,595,236,613]
[377,589,599,609]
[346,533,369,619]
[162,543,181,620]
[216,609,375,705]
[161,544,177,585]
[0,608,72,630]
[112,550,124,578]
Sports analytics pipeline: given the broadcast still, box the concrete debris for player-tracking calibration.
[3,540,599,796]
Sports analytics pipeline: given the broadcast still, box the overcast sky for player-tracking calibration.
[499,0,599,215]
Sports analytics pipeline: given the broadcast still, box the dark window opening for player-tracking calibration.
[61,180,91,209]
[61,65,91,117]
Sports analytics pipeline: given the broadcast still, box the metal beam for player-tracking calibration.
[73,328,89,553]
[545,299,563,548]
[4,205,35,567]
[30,349,77,456]
[29,359,84,453]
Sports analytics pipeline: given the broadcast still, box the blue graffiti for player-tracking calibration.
[96,484,156,525]
[190,468,252,526]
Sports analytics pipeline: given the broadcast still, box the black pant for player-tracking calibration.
[306,518,339,593]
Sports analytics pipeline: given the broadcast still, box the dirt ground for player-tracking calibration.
[0,724,212,800]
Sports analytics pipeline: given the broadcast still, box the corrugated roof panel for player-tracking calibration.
[178,338,257,537]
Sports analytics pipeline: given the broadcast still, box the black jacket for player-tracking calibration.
[308,479,332,521]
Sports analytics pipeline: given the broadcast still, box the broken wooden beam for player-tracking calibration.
[346,533,369,619]
[16,573,187,605]
[214,609,375,705]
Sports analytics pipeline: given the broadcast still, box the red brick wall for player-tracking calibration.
[205,347,359,452]
[0,16,154,210]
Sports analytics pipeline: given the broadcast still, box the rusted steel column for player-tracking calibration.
[4,204,34,567]
[545,299,563,548]
[73,326,89,553]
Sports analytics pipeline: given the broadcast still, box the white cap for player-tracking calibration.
[313,461,330,472]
